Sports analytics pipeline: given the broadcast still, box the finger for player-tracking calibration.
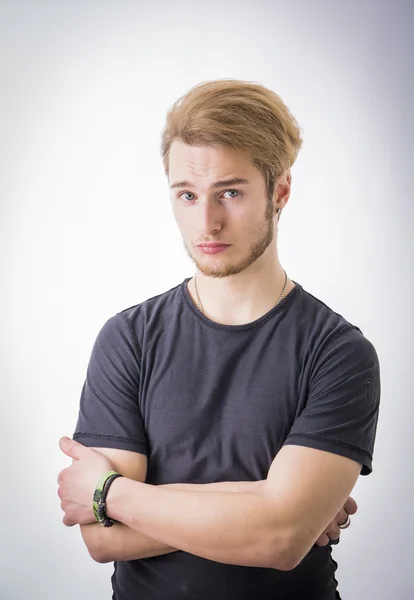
[57,468,67,485]
[315,533,330,547]
[328,523,341,540]
[59,437,89,461]
[338,516,351,530]
[336,508,348,526]
[337,512,351,528]
[63,515,75,527]
[344,496,358,515]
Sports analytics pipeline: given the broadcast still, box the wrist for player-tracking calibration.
[105,476,136,523]
[105,478,159,532]
[93,471,124,527]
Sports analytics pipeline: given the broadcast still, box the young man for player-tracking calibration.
[58,79,380,600]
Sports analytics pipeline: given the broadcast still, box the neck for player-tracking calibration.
[189,256,295,326]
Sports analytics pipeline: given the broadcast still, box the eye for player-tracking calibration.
[223,189,241,199]
[177,189,242,202]
[179,192,196,202]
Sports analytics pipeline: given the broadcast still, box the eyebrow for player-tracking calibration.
[170,177,250,190]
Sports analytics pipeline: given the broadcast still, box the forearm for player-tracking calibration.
[82,479,263,563]
[80,522,178,563]
[106,479,289,569]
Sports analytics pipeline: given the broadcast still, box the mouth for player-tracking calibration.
[197,243,230,248]
[196,243,231,255]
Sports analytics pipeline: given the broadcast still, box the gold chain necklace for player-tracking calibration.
[193,270,288,314]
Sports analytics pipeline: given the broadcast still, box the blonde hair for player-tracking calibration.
[161,79,303,199]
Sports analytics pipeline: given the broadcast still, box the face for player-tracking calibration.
[169,141,286,278]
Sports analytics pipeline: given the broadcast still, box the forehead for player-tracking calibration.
[168,140,258,185]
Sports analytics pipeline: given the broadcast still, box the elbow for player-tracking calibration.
[261,552,297,572]
[249,538,297,571]
[80,525,113,564]
[259,531,299,572]
[268,543,308,572]
[94,554,113,564]
[88,546,113,564]
[274,555,299,572]
[269,529,323,571]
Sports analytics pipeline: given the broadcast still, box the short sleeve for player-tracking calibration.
[283,326,381,475]
[73,312,148,455]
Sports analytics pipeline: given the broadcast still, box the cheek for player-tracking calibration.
[171,203,183,224]
[173,208,193,237]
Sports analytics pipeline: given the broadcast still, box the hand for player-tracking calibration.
[315,496,357,547]
[57,437,115,527]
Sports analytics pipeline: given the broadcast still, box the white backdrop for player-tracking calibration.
[1,1,413,599]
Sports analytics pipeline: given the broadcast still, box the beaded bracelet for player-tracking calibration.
[93,470,124,527]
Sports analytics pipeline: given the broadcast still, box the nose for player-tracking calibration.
[199,198,223,235]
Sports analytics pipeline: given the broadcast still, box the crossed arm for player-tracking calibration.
[79,445,360,570]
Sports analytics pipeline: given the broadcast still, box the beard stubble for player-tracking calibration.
[183,199,276,278]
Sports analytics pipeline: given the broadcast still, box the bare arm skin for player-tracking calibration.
[80,448,264,563]
[103,445,361,570]
[79,448,172,562]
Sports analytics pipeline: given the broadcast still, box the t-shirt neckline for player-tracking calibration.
[180,276,302,332]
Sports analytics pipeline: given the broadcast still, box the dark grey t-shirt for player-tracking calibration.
[74,278,381,600]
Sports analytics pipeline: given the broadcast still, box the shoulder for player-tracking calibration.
[95,280,187,347]
[292,283,379,369]
[118,279,184,323]
[86,281,186,370]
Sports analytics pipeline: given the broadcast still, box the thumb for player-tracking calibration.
[59,436,89,460]
[344,496,358,515]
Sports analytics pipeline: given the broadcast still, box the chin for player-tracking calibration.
[195,257,253,278]
[193,260,227,278]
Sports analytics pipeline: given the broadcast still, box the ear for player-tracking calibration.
[274,169,291,213]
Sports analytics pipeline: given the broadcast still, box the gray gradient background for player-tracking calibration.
[1,1,413,598]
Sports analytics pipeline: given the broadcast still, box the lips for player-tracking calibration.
[197,243,231,255]
[197,243,230,248]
